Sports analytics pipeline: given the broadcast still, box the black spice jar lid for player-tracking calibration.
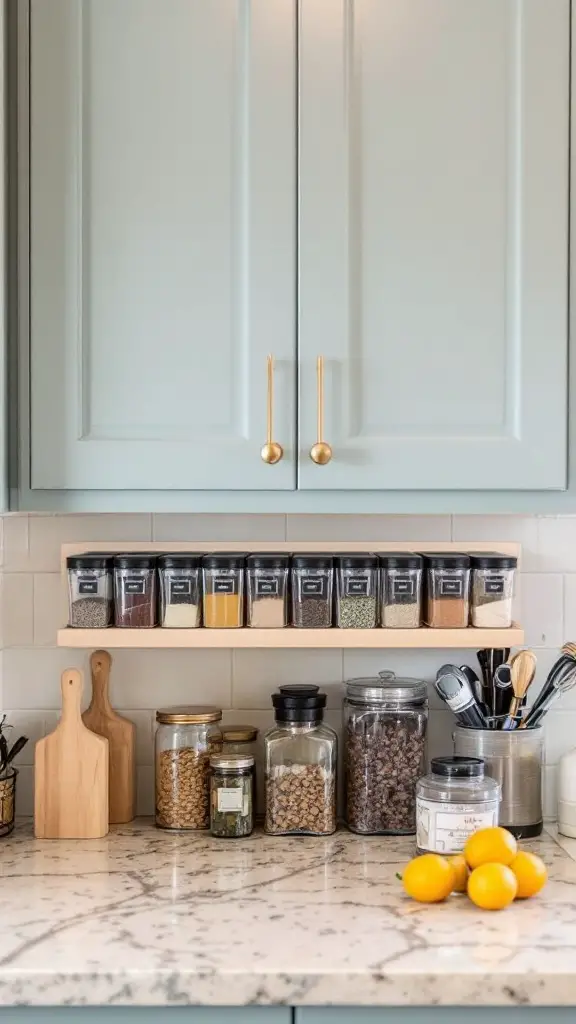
[113,553,157,569]
[334,553,378,569]
[272,684,327,721]
[469,552,518,570]
[246,553,291,569]
[379,553,423,569]
[157,553,202,569]
[202,553,247,570]
[424,553,470,569]
[291,554,333,569]
[431,756,484,778]
[67,553,114,570]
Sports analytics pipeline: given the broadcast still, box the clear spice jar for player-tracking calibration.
[67,553,113,628]
[343,671,428,835]
[264,685,337,835]
[114,554,157,628]
[155,706,222,831]
[424,553,471,628]
[416,756,500,854]
[379,553,423,628]
[210,754,254,838]
[470,552,517,629]
[246,553,290,628]
[335,553,378,629]
[221,724,259,758]
[202,553,246,628]
[291,555,333,628]
[158,553,202,628]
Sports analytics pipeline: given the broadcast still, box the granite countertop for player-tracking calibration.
[1,820,576,1008]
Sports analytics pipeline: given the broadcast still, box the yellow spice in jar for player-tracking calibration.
[204,593,243,628]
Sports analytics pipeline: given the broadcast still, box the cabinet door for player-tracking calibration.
[30,0,295,490]
[299,0,569,491]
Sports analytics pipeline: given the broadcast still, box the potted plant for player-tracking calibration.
[0,717,28,837]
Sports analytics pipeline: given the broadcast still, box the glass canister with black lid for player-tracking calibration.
[67,553,114,628]
[264,685,337,835]
[291,554,333,628]
[380,553,423,628]
[343,671,428,835]
[416,756,500,854]
[114,553,157,628]
[335,553,378,629]
[246,553,290,628]
[424,553,471,628]
[158,553,202,628]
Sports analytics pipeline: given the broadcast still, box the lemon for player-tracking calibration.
[402,854,455,903]
[448,854,469,893]
[467,863,518,910]
[464,826,517,869]
[510,851,548,899]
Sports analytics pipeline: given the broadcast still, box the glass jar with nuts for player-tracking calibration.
[155,705,222,830]
[264,685,337,836]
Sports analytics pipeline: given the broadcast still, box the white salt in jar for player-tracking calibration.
[470,552,517,628]
[158,553,201,628]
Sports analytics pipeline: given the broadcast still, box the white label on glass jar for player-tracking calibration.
[124,577,146,595]
[440,578,463,597]
[393,577,415,598]
[78,577,98,596]
[217,787,244,812]
[345,577,369,597]
[214,578,235,595]
[256,576,279,597]
[302,578,325,597]
[416,798,498,853]
[484,576,505,596]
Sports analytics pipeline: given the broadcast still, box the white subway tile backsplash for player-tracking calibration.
[136,767,155,816]
[1,574,34,648]
[543,765,558,822]
[15,765,34,817]
[544,711,576,766]
[1,515,29,572]
[28,514,152,572]
[538,516,576,573]
[2,711,45,764]
[33,574,66,645]
[152,514,286,543]
[232,649,343,709]
[3,648,88,709]
[286,514,451,542]
[515,573,564,649]
[451,515,539,570]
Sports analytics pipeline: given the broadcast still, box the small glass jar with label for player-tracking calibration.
[424,553,471,628]
[158,553,202,628]
[221,724,259,758]
[202,553,246,628]
[246,553,290,627]
[416,756,500,855]
[67,553,114,628]
[470,552,517,629]
[210,754,254,838]
[379,553,423,628]
[291,554,333,628]
[114,553,157,628]
[335,553,378,629]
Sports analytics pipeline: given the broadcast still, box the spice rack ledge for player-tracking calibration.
[56,624,525,649]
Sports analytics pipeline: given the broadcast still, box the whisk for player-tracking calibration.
[522,643,576,728]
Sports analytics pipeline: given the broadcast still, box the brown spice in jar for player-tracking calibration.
[155,746,218,829]
[426,596,468,628]
[265,763,335,835]
[345,715,426,834]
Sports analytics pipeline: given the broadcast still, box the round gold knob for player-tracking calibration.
[310,441,332,465]
[261,441,284,465]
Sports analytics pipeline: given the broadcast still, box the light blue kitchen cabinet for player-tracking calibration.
[28,0,296,491]
[298,0,570,491]
[295,1012,576,1024]
[0,1011,291,1023]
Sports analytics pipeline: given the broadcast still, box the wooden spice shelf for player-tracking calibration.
[57,624,525,649]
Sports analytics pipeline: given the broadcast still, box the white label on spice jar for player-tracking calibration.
[392,577,415,598]
[440,578,464,597]
[483,576,505,596]
[302,578,326,597]
[217,787,244,812]
[78,578,98,595]
[124,577,146,595]
[345,577,370,597]
[256,576,279,597]
[169,578,192,597]
[416,798,498,854]
[214,578,235,595]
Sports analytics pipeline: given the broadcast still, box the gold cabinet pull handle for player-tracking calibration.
[310,355,333,464]
[261,354,283,464]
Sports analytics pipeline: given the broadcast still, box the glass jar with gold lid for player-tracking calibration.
[221,724,259,758]
[155,705,222,831]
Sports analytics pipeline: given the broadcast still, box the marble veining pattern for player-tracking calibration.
[0,821,576,1006]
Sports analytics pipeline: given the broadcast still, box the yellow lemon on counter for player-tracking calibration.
[464,826,517,869]
[448,854,469,893]
[510,851,548,899]
[402,854,455,903]
[467,863,518,910]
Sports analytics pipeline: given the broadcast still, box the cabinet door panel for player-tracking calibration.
[30,0,295,490]
[299,0,568,490]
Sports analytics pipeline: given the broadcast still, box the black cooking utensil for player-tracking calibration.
[435,666,488,729]
[522,646,576,728]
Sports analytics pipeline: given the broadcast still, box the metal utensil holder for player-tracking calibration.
[453,725,543,839]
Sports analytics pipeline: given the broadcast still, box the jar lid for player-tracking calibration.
[424,553,470,569]
[334,553,378,569]
[346,670,427,704]
[221,724,259,742]
[246,553,291,569]
[67,553,114,570]
[157,553,202,569]
[156,705,222,724]
[469,552,518,570]
[431,756,484,778]
[272,684,327,721]
[379,553,423,569]
[291,554,333,569]
[114,553,157,569]
[210,753,255,770]
[202,553,247,570]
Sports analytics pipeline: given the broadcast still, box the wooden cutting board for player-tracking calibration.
[82,650,136,824]
[35,669,109,839]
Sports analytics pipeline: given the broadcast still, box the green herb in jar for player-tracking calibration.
[210,754,254,838]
